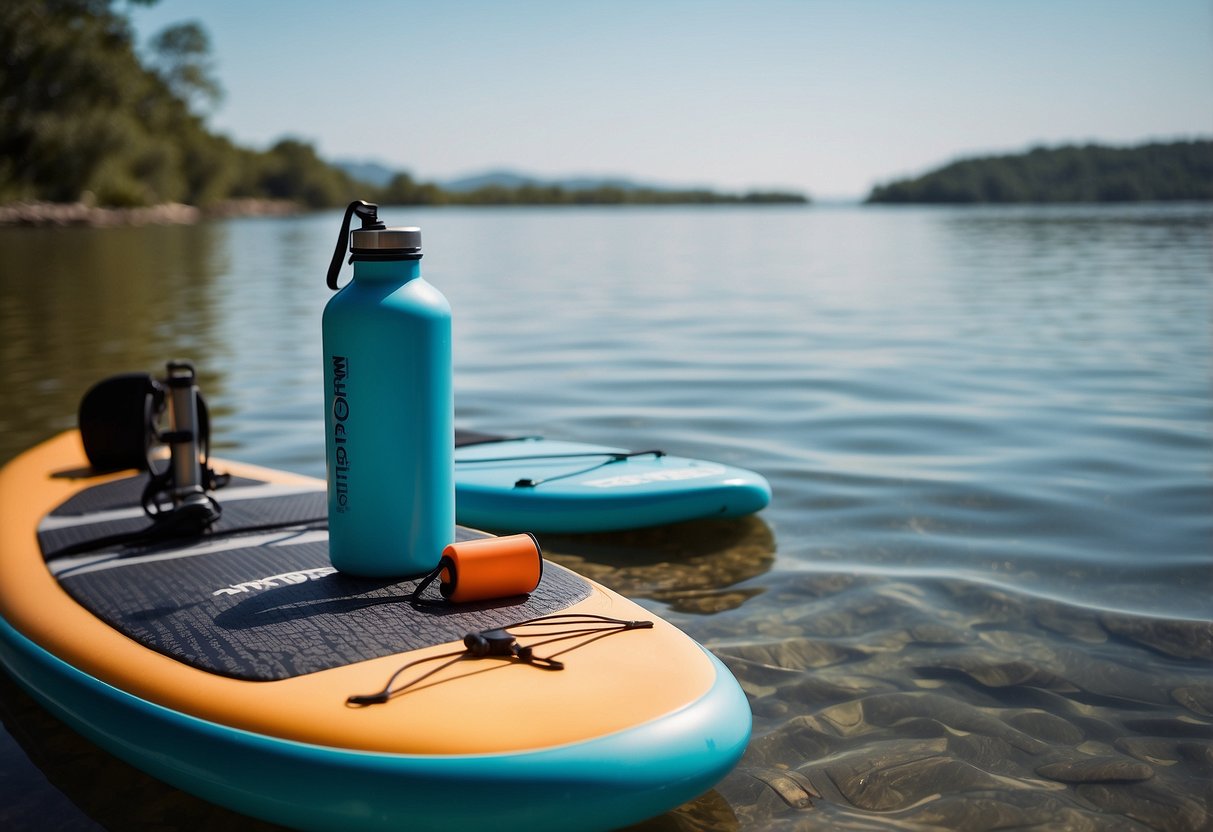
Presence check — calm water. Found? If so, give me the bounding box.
[1,204,1210,830]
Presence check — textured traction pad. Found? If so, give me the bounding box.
[40,474,591,681]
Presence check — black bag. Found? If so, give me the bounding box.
[78,373,161,472]
[78,372,212,473]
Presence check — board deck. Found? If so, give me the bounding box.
[454,432,771,533]
[0,432,751,831]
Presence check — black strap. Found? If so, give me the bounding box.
[327,200,385,290]
[140,386,229,521]
[409,555,457,607]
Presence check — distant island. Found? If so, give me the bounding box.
[866,140,1212,204]
[0,0,805,222]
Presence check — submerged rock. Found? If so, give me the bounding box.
[1177,741,1213,769]
[1007,710,1085,745]
[813,740,1014,812]
[786,673,899,707]
[1077,780,1209,832]
[1045,646,1177,707]
[919,655,1078,692]
[1033,602,1109,644]
[740,766,820,810]
[850,692,1048,754]
[908,621,972,645]
[1121,717,1213,740]
[1171,684,1213,717]
[1100,614,1213,661]
[1036,755,1154,783]
[946,732,1040,776]
[743,715,847,764]
[1114,737,1182,766]
[714,653,804,692]
[714,637,858,671]
[626,788,741,832]
[896,794,1106,831]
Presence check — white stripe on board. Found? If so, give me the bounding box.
[49,528,330,579]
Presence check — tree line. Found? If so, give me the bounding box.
[378,174,806,206]
[866,141,1212,204]
[0,0,357,208]
[0,1,806,210]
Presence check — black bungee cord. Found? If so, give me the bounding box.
[347,613,654,706]
[455,449,666,488]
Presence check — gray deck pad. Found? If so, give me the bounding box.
[39,474,591,681]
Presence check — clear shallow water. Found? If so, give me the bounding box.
[0,204,1210,829]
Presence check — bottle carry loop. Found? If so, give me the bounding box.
[326,200,422,290]
[326,200,384,290]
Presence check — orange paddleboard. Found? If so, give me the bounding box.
[0,431,750,831]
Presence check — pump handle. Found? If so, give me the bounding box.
[327,200,384,290]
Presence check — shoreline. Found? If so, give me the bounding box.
[0,199,302,228]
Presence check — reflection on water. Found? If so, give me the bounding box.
[544,515,776,613]
[1,204,1211,830]
[0,223,230,457]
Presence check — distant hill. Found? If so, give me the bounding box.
[440,170,538,193]
[866,140,1213,204]
[440,169,701,194]
[334,160,397,188]
[337,164,808,205]
[336,164,718,195]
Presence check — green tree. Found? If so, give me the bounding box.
[0,0,363,209]
[0,0,213,205]
[256,138,358,208]
[147,21,223,114]
[378,171,445,205]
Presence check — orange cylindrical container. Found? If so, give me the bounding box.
[439,533,542,603]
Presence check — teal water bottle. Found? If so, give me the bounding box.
[322,201,454,577]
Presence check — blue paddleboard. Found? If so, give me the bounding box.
[455,432,771,533]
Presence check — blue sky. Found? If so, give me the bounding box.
[129,0,1213,199]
